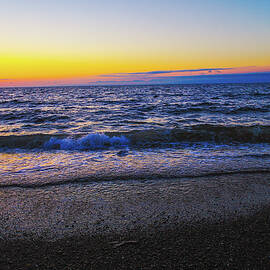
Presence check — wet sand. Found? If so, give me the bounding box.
[0,172,270,269]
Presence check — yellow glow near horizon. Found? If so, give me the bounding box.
[1,48,270,82]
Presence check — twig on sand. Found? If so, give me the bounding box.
[110,240,138,248]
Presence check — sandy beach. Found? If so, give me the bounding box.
[0,172,270,269]
[0,207,269,269]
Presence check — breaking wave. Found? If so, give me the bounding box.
[44,133,129,150]
[0,124,270,151]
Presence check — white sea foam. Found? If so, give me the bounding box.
[43,133,129,150]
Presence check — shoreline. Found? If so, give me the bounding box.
[1,172,270,241]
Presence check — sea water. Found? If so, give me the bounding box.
[1,83,270,187]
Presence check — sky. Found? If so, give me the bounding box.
[0,0,270,87]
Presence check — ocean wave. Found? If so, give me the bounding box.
[0,99,43,105]
[1,124,270,151]
[229,106,269,114]
[30,115,70,124]
[44,133,129,150]
[252,91,270,97]
[0,134,53,150]
[126,125,270,145]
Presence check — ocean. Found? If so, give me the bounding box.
[1,83,270,188]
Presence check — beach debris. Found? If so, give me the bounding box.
[110,240,138,248]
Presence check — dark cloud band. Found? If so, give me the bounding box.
[100,68,233,77]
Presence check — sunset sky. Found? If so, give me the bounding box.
[1,0,270,86]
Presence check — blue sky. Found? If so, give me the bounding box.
[0,0,270,86]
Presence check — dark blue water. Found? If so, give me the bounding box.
[1,83,270,187]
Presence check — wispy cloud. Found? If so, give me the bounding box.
[91,66,270,84]
[89,66,270,85]
[91,72,270,85]
[100,68,232,77]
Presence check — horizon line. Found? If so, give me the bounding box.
[1,67,270,88]
[1,72,270,88]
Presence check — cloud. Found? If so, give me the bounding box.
[129,68,232,75]
[147,72,270,84]
[91,72,270,85]
[99,68,232,78]
[90,66,270,85]
[91,80,146,84]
